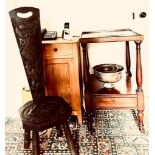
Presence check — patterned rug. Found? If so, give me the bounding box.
[5,109,149,155]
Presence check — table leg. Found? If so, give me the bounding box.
[137,92,145,132]
[126,41,132,76]
[81,43,95,134]
[81,43,90,85]
[135,40,144,132]
[85,92,95,134]
[126,75,132,93]
[56,125,63,137]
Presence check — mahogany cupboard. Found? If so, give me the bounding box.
[42,37,82,124]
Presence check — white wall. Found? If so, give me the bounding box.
[6,0,148,116]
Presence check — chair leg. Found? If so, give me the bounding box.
[62,122,79,155]
[32,131,40,155]
[24,129,31,149]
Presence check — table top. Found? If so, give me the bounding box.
[80,28,144,43]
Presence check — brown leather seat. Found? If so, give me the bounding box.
[9,7,78,155]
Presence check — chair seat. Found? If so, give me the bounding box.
[19,96,72,131]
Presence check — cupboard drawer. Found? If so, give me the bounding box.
[43,43,73,59]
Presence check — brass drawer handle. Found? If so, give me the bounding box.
[53,48,58,52]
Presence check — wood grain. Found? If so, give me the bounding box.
[43,39,82,124]
[80,29,145,132]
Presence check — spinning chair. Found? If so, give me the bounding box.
[9,7,78,155]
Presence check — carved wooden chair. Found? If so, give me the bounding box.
[9,7,78,155]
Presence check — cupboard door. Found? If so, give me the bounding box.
[44,58,74,108]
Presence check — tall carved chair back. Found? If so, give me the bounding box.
[9,7,45,103]
[9,7,78,155]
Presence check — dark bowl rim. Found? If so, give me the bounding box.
[93,64,124,73]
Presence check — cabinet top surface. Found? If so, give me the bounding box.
[42,36,80,44]
[80,29,144,43]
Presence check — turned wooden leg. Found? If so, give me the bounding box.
[81,42,90,86]
[63,122,79,155]
[81,43,95,134]
[32,131,40,155]
[85,92,95,135]
[56,125,63,137]
[137,110,144,131]
[126,41,132,76]
[137,91,145,132]
[135,41,143,92]
[126,75,132,93]
[135,41,145,132]
[24,129,31,149]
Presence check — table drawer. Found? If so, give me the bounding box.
[43,43,73,59]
